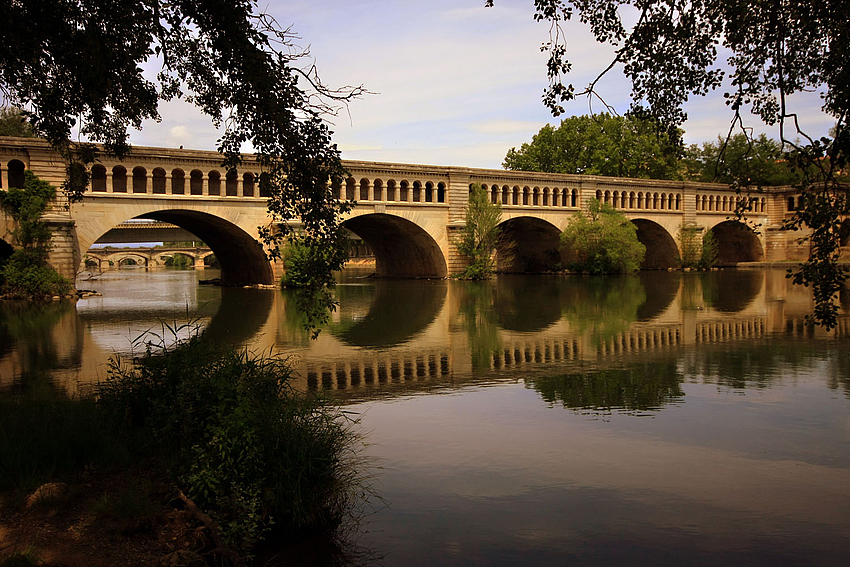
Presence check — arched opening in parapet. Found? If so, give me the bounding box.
[496,217,563,273]
[631,219,679,269]
[91,210,273,285]
[7,160,25,188]
[91,165,107,192]
[709,221,764,265]
[341,214,447,278]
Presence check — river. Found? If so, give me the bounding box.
[1,267,849,565]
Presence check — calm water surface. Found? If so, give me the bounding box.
[1,268,849,565]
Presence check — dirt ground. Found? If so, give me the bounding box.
[0,467,201,567]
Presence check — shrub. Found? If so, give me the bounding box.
[2,250,71,297]
[0,171,70,297]
[678,223,718,269]
[97,334,366,556]
[456,184,502,279]
[561,199,645,274]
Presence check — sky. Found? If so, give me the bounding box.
[128,0,836,170]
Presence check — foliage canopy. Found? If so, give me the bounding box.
[0,0,362,296]
[682,133,803,187]
[488,0,850,328]
[0,106,34,137]
[561,200,645,274]
[504,113,682,179]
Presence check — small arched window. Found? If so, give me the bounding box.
[91,165,107,192]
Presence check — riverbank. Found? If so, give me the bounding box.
[1,466,200,567]
[0,336,368,566]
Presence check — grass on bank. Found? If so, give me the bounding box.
[0,331,367,561]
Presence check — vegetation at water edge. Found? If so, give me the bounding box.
[0,171,71,298]
[456,184,502,280]
[0,331,368,563]
[560,200,645,274]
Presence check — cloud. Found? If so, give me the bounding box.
[121,0,832,171]
[468,120,548,135]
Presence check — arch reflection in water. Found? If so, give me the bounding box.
[0,271,277,393]
[699,269,764,312]
[326,279,447,348]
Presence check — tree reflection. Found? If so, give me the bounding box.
[683,342,850,395]
[0,301,79,395]
[528,362,684,414]
[561,275,646,344]
[493,275,563,332]
[454,280,502,372]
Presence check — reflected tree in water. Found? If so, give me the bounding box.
[454,281,502,373]
[0,301,80,395]
[561,276,646,345]
[493,276,564,332]
[528,362,684,415]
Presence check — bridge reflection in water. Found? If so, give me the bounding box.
[2,268,848,405]
[275,268,850,405]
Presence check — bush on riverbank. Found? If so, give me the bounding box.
[678,223,719,269]
[0,171,71,298]
[1,333,366,561]
[560,200,645,274]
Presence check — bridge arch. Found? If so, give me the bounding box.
[630,219,679,269]
[342,213,447,278]
[82,209,273,285]
[708,220,765,265]
[496,216,563,273]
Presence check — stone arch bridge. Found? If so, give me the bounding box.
[83,245,215,271]
[0,137,802,285]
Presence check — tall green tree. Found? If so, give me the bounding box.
[487,0,850,328]
[0,0,363,293]
[0,106,34,137]
[457,184,502,279]
[504,113,682,179]
[561,199,645,274]
[682,133,802,187]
